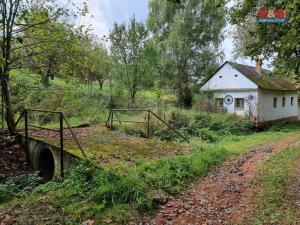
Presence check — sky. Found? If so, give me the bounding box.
[82,0,259,68]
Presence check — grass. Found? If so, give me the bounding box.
[0,145,228,224]
[3,125,300,224]
[251,147,300,225]
[1,124,300,224]
[189,123,300,155]
[3,70,300,224]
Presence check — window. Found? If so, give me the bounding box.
[282,97,286,107]
[273,97,277,108]
[216,98,224,107]
[219,76,222,78]
[234,74,238,77]
[291,97,294,106]
[235,98,244,109]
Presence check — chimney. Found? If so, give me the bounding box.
[255,59,262,75]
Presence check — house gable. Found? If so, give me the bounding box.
[201,63,258,91]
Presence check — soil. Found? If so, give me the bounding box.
[143,133,300,225]
[0,130,33,183]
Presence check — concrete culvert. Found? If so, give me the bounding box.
[37,147,55,182]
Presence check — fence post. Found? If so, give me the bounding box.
[24,109,29,162]
[60,112,64,178]
[147,110,150,138]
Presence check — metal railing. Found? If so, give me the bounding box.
[15,109,88,178]
[106,109,189,142]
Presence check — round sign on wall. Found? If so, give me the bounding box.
[224,95,233,105]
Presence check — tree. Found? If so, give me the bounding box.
[20,7,80,87]
[0,0,87,133]
[230,0,300,78]
[88,41,111,90]
[148,0,226,107]
[109,17,148,104]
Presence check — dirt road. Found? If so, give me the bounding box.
[144,133,300,225]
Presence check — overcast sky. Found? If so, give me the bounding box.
[82,0,259,67]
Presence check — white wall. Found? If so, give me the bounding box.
[201,63,258,90]
[258,89,298,122]
[214,91,258,117]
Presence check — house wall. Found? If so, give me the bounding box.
[258,89,298,122]
[201,63,258,90]
[214,90,258,117]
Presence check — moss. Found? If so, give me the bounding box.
[30,125,190,168]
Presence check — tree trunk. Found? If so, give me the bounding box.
[1,74,16,133]
[176,78,192,108]
[97,79,105,90]
[130,84,136,104]
[42,75,50,87]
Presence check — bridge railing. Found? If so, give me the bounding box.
[106,109,189,143]
[15,109,88,177]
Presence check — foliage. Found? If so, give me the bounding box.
[18,4,85,87]
[252,147,300,224]
[230,0,300,78]
[0,0,87,132]
[153,110,254,142]
[109,17,149,104]
[0,172,41,203]
[147,0,226,107]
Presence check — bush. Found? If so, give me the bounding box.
[154,110,254,142]
[167,111,190,129]
[197,128,219,142]
[0,172,42,203]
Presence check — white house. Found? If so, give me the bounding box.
[200,61,298,123]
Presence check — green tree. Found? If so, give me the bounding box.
[88,41,111,90]
[230,0,300,78]
[20,6,82,87]
[148,0,226,107]
[109,17,148,104]
[0,0,87,132]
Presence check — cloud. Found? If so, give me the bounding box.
[84,0,148,37]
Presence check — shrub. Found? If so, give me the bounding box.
[167,111,190,129]
[0,172,42,203]
[197,128,219,142]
